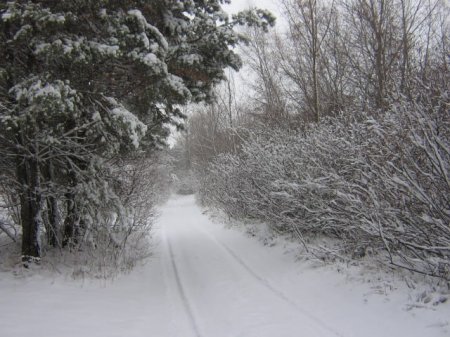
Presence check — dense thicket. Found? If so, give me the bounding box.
[198,92,449,279]
[0,0,274,265]
[184,0,450,279]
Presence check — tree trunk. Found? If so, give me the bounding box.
[374,4,386,110]
[62,168,85,248]
[44,161,60,247]
[62,190,77,248]
[400,0,411,98]
[17,157,42,262]
[312,55,320,122]
[310,0,320,123]
[46,195,60,247]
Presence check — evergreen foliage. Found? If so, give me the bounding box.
[0,0,274,263]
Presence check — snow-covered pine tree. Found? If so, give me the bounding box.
[0,0,274,263]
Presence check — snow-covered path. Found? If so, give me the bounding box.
[1,195,448,337]
[160,196,343,337]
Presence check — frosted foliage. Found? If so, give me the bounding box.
[106,97,147,148]
[7,78,79,122]
[127,9,168,51]
[166,75,191,100]
[141,53,158,66]
[198,95,450,279]
[15,80,62,101]
[2,4,65,24]
[180,54,203,65]
[88,41,120,57]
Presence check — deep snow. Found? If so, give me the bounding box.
[0,195,449,337]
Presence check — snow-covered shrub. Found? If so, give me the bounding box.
[199,93,450,279]
[361,94,450,278]
[43,152,171,278]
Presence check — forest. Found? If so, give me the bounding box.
[0,0,449,282]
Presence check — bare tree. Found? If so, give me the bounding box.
[280,0,336,122]
[342,0,401,110]
[241,28,289,124]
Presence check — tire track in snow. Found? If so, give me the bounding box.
[166,232,203,337]
[195,224,346,337]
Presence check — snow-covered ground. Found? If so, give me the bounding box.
[1,195,449,337]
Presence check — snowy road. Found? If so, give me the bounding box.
[1,195,448,337]
[160,196,343,337]
[153,196,449,337]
